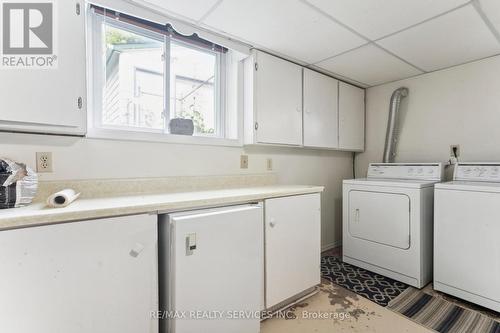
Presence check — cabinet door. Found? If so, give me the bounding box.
[0,0,86,135]
[0,214,158,333]
[255,51,303,146]
[165,205,263,333]
[303,69,339,148]
[338,82,365,151]
[265,194,321,308]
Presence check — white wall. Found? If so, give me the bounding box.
[357,55,500,178]
[0,132,352,249]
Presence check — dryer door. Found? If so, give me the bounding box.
[348,190,410,249]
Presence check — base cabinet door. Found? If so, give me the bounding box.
[161,205,264,333]
[264,194,321,308]
[0,214,158,333]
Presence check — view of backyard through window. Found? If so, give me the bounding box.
[102,22,219,136]
[171,42,216,135]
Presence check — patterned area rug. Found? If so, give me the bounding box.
[388,288,500,333]
[321,255,409,307]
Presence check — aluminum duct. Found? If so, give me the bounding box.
[383,87,409,163]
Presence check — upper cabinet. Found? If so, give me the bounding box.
[303,69,339,149]
[338,82,365,151]
[0,1,86,135]
[243,50,364,151]
[244,51,303,146]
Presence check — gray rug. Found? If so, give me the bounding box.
[388,288,500,333]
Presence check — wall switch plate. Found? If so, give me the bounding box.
[240,155,249,169]
[36,152,53,173]
[266,158,273,171]
[450,145,460,158]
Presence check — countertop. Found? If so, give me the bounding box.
[0,185,324,231]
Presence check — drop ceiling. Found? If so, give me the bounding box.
[136,0,500,87]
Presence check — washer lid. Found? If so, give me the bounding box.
[435,180,500,193]
[344,178,439,189]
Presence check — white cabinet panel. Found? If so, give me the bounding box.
[244,51,364,151]
[162,205,263,333]
[0,0,86,135]
[0,214,158,333]
[265,194,321,308]
[303,69,339,149]
[244,51,303,146]
[339,82,365,151]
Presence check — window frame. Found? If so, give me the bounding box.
[86,6,242,147]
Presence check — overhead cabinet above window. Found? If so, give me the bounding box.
[244,51,303,146]
[0,0,86,135]
[243,50,365,151]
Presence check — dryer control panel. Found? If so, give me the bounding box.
[367,163,443,181]
[454,163,500,182]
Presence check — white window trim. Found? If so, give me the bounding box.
[86,5,243,148]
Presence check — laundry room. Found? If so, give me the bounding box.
[0,1,499,332]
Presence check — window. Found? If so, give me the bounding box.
[88,6,241,145]
[170,41,219,136]
[103,24,165,131]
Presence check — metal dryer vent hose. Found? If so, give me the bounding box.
[383,87,409,163]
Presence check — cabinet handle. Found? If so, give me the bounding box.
[129,243,145,258]
[269,218,276,228]
[296,107,302,113]
[305,109,312,114]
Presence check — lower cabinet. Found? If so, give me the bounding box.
[159,204,264,333]
[0,214,158,333]
[264,193,321,308]
[0,193,322,332]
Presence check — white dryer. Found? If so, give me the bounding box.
[434,162,500,312]
[343,163,443,288]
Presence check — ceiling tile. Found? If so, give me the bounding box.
[306,65,370,88]
[479,0,500,35]
[377,5,500,72]
[140,0,220,21]
[305,0,469,40]
[202,0,366,64]
[315,44,422,86]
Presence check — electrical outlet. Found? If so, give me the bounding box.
[266,158,273,171]
[36,152,53,173]
[240,155,249,169]
[450,145,460,158]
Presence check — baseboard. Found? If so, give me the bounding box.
[322,240,341,252]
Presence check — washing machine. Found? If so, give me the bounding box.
[343,163,443,288]
[434,162,500,312]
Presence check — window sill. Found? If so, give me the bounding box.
[86,128,243,147]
